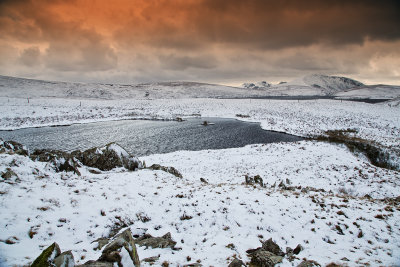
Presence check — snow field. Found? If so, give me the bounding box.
[1,141,399,266]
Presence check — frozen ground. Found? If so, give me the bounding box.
[1,141,399,266]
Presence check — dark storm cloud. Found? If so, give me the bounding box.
[0,0,399,84]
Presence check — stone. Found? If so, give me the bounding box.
[136,232,177,249]
[1,168,17,179]
[148,164,182,178]
[72,143,141,171]
[143,255,160,263]
[249,250,275,267]
[297,260,321,267]
[93,237,110,251]
[261,238,284,256]
[228,258,245,267]
[31,242,61,267]
[54,250,75,267]
[99,229,140,267]
[293,244,303,255]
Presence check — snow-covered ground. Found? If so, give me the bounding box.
[0,75,400,266]
[1,97,399,149]
[1,141,399,266]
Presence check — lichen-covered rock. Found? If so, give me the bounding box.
[30,149,81,175]
[136,232,177,249]
[54,250,75,267]
[99,229,140,267]
[73,143,141,171]
[31,242,61,267]
[261,238,284,257]
[249,250,276,267]
[0,139,29,156]
[148,164,182,178]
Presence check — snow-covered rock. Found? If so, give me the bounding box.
[72,143,142,171]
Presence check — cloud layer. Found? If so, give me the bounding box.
[0,0,399,85]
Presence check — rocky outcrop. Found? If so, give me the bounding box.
[0,139,29,156]
[30,149,81,175]
[72,143,142,171]
[29,143,142,174]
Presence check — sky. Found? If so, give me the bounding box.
[0,0,400,86]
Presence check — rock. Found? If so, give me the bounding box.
[72,143,141,171]
[54,250,75,267]
[136,232,177,249]
[245,175,264,187]
[99,229,140,267]
[297,260,321,267]
[0,140,29,156]
[148,164,182,178]
[30,149,81,175]
[143,255,160,263]
[249,250,275,267]
[1,168,17,179]
[184,263,202,267]
[200,178,208,184]
[31,242,61,267]
[285,247,293,257]
[261,238,284,256]
[228,258,245,267]
[92,237,109,251]
[293,244,303,255]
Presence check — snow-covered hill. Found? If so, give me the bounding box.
[1,74,399,99]
[0,76,259,100]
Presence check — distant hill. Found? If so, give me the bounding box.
[1,74,399,99]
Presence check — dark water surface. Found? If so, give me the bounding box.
[0,118,303,156]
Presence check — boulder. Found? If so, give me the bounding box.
[261,238,284,256]
[99,229,140,267]
[249,250,275,267]
[136,232,177,249]
[31,242,61,267]
[54,250,75,267]
[73,143,141,171]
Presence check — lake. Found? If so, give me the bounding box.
[0,118,303,156]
